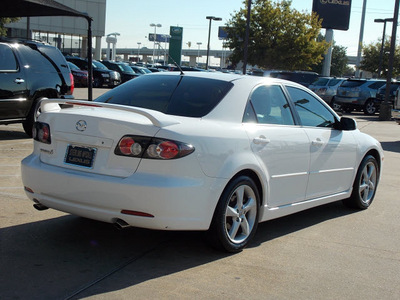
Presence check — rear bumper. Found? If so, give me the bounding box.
[335,96,365,106]
[21,154,225,231]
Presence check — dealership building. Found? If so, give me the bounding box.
[5,0,106,60]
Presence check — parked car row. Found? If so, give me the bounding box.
[309,77,400,116]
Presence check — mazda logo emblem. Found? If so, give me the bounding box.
[76,120,87,132]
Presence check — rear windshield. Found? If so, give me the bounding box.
[312,78,329,86]
[341,80,365,88]
[328,79,343,86]
[95,75,233,117]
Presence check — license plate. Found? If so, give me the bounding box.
[64,145,96,168]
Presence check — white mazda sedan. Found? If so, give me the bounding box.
[21,72,383,252]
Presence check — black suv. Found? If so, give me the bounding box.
[252,70,319,87]
[0,38,74,136]
[101,60,139,83]
[66,56,121,88]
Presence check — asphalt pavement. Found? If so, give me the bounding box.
[0,88,399,299]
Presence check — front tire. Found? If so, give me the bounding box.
[343,155,379,209]
[364,99,377,115]
[207,176,260,252]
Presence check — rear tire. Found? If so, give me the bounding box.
[343,155,379,209]
[22,98,43,137]
[207,176,260,253]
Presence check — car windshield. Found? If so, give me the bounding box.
[312,78,329,86]
[92,60,108,70]
[95,75,233,117]
[119,64,135,73]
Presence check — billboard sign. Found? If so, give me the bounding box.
[168,26,183,65]
[312,0,352,31]
[218,26,228,40]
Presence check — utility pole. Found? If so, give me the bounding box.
[379,0,399,120]
[355,0,367,78]
[242,0,252,75]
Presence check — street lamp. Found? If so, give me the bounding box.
[137,42,141,62]
[150,23,162,64]
[197,42,202,66]
[374,18,394,77]
[205,16,222,70]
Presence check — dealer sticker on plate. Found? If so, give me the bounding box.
[64,145,97,168]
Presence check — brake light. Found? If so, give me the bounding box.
[115,136,194,159]
[68,72,74,95]
[32,122,51,144]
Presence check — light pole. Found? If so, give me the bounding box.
[374,18,394,77]
[197,42,202,66]
[150,23,162,63]
[205,16,222,70]
[137,42,141,62]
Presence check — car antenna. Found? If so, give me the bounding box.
[157,43,184,75]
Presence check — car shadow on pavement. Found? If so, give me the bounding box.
[0,201,356,299]
[0,128,30,141]
[380,141,400,154]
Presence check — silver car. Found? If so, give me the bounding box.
[335,79,386,115]
[309,77,346,108]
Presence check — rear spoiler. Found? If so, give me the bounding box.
[37,99,181,128]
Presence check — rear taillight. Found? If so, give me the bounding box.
[32,122,51,144]
[115,136,194,160]
[69,72,74,95]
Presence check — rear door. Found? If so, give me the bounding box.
[0,43,29,120]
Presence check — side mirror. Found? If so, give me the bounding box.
[334,117,357,131]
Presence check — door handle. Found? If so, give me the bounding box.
[253,136,271,145]
[14,78,25,84]
[312,138,324,147]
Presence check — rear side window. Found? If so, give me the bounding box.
[244,85,294,125]
[95,75,233,117]
[368,81,385,89]
[312,78,329,86]
[0,44,18,71]
[37,45,68,70]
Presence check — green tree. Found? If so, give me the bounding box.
[225,0,328,70]
[0,18,20,36]
[311,35,349,76]
[360,39,400,78]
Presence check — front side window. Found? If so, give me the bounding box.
[286,86,336,128]
[243,85,294,125]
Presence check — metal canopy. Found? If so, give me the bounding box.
[2,0,94,100]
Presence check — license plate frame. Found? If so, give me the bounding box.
[64,145,97,168]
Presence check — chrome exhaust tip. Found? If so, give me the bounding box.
[114,218,131,230]
[33,203,49,211]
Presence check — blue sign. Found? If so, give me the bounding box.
[148,33,170,43]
